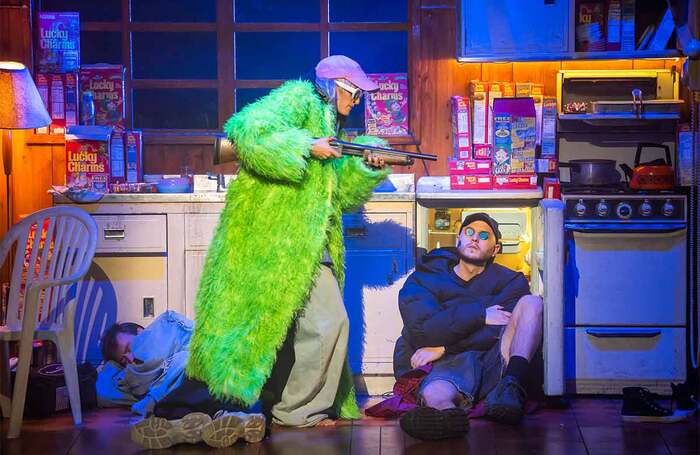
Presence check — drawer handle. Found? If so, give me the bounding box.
[586,329,661,339]
[345,226,368,237]
[103,228,125,240]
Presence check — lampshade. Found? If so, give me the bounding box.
[0,61,51,129]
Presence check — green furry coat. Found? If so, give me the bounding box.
[186,80,390,419]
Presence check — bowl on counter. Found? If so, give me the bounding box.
[155,177,193,193]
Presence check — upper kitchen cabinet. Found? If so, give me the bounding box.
[457,0,682,62]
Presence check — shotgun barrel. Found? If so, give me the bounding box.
[329,139,437,166]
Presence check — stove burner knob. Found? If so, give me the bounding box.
[639,200,653,217]
[575,199,586,216]
[662,200,674,217]
[616,202,632,219]
[596,200,609,217]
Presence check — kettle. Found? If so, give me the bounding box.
[619,143,675,190]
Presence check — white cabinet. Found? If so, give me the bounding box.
[343,202,415,378]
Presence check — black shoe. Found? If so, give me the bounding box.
[399,406,469,441]
[621,387,687,423]
[670,383,699,418]
[485,375,526,425]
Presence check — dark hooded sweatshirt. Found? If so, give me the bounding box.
[393,247,530,378]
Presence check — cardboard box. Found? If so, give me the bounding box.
[531,84,544,145]
[35,72,79,135]
[448,158,491,175]
[110,131,125,184]
[469,80,489,152]
[502,82,515,98]
[535,157,558,174]
[65,126,112,192]
[606,0,622,51]
[493,174,537,190]
[124,130,143,183]
[450,96,471,159]
[492,98,537,175]
[364,73,409,136]
[450,174,493,190]
[542,177,561,199]
[80,64,126,130]
[515,83,532,97]
[541,97,557,157]
[35,74,50,134]
[36,12,80,73]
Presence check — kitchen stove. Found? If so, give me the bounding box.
[561,188,688,394]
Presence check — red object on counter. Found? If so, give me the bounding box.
[450,174,493,190]
[448,158,492,175]
[493,174,537,190]
[542,177,561,199]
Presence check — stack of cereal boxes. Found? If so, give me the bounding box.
[449,80,558,191]
[34,12,80,135]
[449,95,492,190]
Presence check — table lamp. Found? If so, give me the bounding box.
[0,61,51,227]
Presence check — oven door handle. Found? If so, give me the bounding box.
[565,222,686,233]
[586,328,662,338]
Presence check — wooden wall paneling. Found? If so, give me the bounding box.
[632,59,670,69]
[413,0,478,177]
[561,59,634,70]
[481,62,513,82]
[51,143,66,187]
[512,61,562,96]
[0,2,32,67]
[13,132,53,221]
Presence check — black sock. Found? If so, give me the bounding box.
[504,355,529,385]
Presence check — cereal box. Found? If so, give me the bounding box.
[492,98,537,175]
[364,73,409,137]
[36,12,80,73]
[35,72,79,135]
[80,64,126,130]
[110,131,125,184]
[541,97,557,157]
[493,174,537,190]
[35,74,50,134]
[450,96,471,159]
[124,130,143,183]
[65,126,112,192]
[448,158,491,175]
[531,84,544,145]
[469,80,490,156]
[450,174,493,190]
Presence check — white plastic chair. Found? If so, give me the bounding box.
[0,206,97,439]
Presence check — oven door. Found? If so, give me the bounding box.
[564,223,686,326]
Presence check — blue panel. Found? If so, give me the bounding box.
[133,32,217,79]
[235,0,320,23]
[81,32,121,65]
[134,89,218,129]
[42,0,121,21]
[330,32,407,73]
[131,0,216,22]
[235,88,273,112]
[235,32,320,80]
[330,0,407,23]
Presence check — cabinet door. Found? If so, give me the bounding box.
[459,0,569,60]
[185,251,207,320]
[344,252,408,374]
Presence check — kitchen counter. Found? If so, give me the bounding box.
[53,173,416,204]
[416,176,542,200]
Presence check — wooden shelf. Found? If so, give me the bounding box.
[25,133,65,145]
[457,49,681,63]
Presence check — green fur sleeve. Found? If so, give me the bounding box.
[333,135,391,212]
[224,81,315,183]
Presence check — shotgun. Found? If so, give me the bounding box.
[329,139,437,166]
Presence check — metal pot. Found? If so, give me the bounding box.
[559,159,622,186]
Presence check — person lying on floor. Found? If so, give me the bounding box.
[97,310,265,449]
[393,213,544,440]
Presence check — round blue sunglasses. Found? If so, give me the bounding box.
[464,227,490,241]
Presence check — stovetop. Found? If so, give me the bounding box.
[560,182,683,196]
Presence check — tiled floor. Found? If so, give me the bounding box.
[0,398,697,454]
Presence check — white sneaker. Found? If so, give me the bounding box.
[130,412,212,449]
[201,410,266,448]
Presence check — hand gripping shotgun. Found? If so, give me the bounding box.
[329,139,437,166]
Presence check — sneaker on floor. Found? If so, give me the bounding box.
[130,412,212,449]
[201,410,266,448]
[671,382,699,418]
[621,387,688,423]
[485,375,527,425]
[399,406,469,441]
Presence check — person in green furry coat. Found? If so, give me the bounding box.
[186,56,391,426]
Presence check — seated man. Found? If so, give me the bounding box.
[394,213,543,440]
